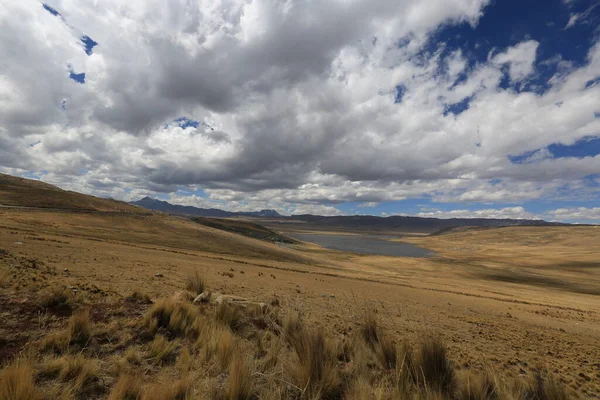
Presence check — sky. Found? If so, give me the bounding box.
[0,0,599,223]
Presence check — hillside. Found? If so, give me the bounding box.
[0,173,144,213]
[191,217,298,244]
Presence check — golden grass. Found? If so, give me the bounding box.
[143,299,200,338]
[143,378,191,400]
[39,354,101,398]
[108,374,143,400]
[0,363,40,400]
[413,337,456,395]
[185,270,206,295]
[215,301,245,332]
[69,308,93,345]
[147,335,178,365]
[0,266,11,289]
[126,290,152,304]
[39,287,72,310]
[227,354,254,400]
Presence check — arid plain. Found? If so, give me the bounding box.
[0,174,599,398]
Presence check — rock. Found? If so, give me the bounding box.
[258,302,268,313]
[155,273,163,278]
[63,268,69,272]
[214,294,248,305]
[171,290,194,302]
[193,291,212,304]
[329,294,335,298]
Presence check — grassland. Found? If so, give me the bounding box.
[0,189,599,398]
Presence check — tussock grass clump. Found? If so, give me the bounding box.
[0,363,40,400]
[197,322,235,369]
[41,308,93,353]
[288,327,341,399]
[414,337,456,395]
[215,302,245,332]
[143,299,200,338]
[143,378,191,400]
[458,369,499,400]
[0,267,11,289]
[108,374,143,400]
[40,355,102,398]
[525,371,569,400]
[147,335,178,365]
[126,290,152,304]
[40,287,72,310]
[69,308,93,345]
[185,270,206,295]
[227,354,254,400]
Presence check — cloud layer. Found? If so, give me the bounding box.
[0,1,599,218]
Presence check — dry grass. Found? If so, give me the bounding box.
[143,299,200,338]
[147,335,178,365]
[40,287,72,310]
[68,308,93,346]
[215,301,245,332]
[39,354,102,398]
[227,354,254,400]
[0,363,40,400]
[197,322,235,369]
[0,267,11,289]
[185,270,206,295]
[414,337,456,395]
[289,327,341,399]
[143,378,191,400]
[525,371,570,400]
[126,290,152,304]
[108,374,143,400]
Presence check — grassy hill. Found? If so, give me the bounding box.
[0,173,143,213]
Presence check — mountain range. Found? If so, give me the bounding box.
[130,197,562,233]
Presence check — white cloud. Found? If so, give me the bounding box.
[358,202,379,208]
[417,206,538,220]
[546,207,600,221]
[0,0,599,215]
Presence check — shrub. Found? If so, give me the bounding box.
[0,363,40,400]
[185,270,206,295]
[227,354,254,400]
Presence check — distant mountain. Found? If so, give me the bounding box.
[131,197,562,234]
[130,197,282,218]
[286,214,562,234]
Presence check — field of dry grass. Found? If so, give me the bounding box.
[1,205,599,398]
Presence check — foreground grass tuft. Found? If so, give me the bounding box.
[185,270,206,295]
[414,337,456,395]
[227,354,254,400]
[0,363,40,400]
[143,299,200,338]
[108,374,143,400]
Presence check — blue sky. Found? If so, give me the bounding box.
[0,0,599,222]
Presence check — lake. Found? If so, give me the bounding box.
[287,232,435,257]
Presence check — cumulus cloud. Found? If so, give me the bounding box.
[546,207,600,222]
[417,206,538,220]
[0,0,599,218]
